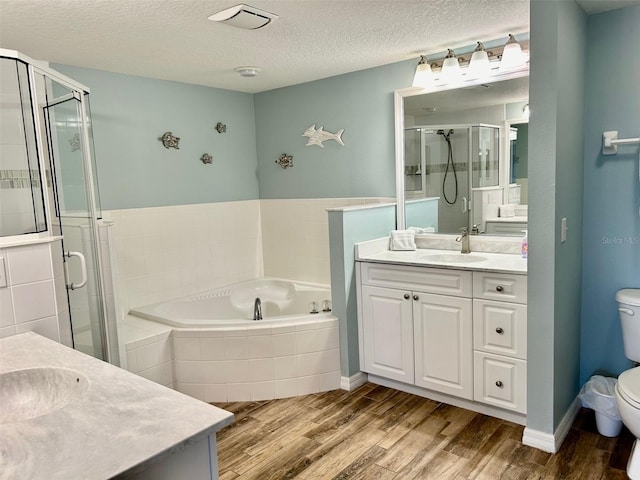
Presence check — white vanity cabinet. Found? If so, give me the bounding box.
[357,262,474,399]
[472,272,528,414]
[356,259,528,421]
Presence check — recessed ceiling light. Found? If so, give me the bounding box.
[208,4,278,30]
[234,66,262,77]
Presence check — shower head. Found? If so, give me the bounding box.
[437,129,454,138]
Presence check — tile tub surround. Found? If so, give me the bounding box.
[121,315,341,403]
[171,316,341,403]
[105,197,392,314]
[0,332,233,480]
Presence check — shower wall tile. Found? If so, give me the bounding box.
[0,241,61,344]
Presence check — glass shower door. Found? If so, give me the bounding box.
[42,82,109,361]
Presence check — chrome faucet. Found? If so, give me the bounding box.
[253,297,262,321]
[456,227,471,254]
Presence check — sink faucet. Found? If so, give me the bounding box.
[456,227,471,254]
[253,297,262,321]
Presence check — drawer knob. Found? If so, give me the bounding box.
[496,285,504,292]
[404,294,410,300]
[495,327,504,334]
[496,380,504,388]
[413,295,419,301]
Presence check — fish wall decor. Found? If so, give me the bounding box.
[302,124,345,148]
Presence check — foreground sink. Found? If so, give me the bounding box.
[420,253,488,263]
[0,367,89,424]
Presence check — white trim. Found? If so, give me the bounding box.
[522,396,581,453]
[340,372,368,391]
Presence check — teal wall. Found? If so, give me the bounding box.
[53,65,259,210]
[580,6,640,383]
[328,205,397,377]
[254,61,414,199]
[528,0,586,434]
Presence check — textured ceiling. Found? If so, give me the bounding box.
[0,1,635,93]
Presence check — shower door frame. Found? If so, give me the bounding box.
[1,49,117,364]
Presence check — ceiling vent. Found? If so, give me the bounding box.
[208,4,278,30]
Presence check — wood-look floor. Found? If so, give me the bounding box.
[213,383,634,479]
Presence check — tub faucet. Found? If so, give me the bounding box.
[456,227,471,254]
[253,297,262,321]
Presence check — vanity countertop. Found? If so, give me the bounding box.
[0,332,234,480]
[357,248,527,274]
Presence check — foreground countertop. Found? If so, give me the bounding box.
[357,248,527,274]
[0,332,234,480]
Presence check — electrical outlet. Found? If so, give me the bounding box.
[0,257,7,287]
[561,218,568,243]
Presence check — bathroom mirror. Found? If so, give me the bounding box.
[395,70,529,235]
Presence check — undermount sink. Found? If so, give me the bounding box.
[0,367,90,424]
[420,253,488,263]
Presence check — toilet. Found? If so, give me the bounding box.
[615,288,640,480]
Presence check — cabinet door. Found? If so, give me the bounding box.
[413,293,473,399]
[361,285,414,383]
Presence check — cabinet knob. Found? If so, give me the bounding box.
[496,285,504,292]
[495,327,504,334]
[413,295,419,301]
[404,294,410,300]
[495,380,504,388]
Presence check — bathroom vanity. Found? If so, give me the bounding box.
[0,332,234,480]
[355,239,527,424]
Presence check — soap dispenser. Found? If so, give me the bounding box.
[521,229,528,258]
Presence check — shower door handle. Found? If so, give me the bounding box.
[64,251,88,290]
[461,197,468,213]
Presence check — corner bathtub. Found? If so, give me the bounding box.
[129,278,341,403]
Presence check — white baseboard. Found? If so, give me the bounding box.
[340,372,368,391]
[522,396,581,453]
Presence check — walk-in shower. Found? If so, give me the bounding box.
[0,49,118,364]
[404,123,500,233]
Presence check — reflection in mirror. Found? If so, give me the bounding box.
[396,72,529,236]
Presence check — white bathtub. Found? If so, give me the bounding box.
[130,278,334,328]
[128,278,341,403]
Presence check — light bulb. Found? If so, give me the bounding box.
[412,56,433,88]
[467,42,490,80]
[500,34,526,70]
[439,49,461,84]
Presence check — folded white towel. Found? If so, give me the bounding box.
[390,230,416,251]
[499,204,516,218]
[408,226,435,234]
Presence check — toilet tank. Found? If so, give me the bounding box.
[617,289,640,363]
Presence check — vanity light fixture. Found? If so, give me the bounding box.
[440,49,461,84]
[412,55,433,88]
[467,42,490,80]
[499,34,526,70]
[411,34,528,88]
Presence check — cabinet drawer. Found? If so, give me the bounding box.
[473,272,527,304]
[360,262,472,298]
[473,299,527,359]
[474,352,527,414]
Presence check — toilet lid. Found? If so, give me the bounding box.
[618,367,640,408]
[617,289,640,307]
